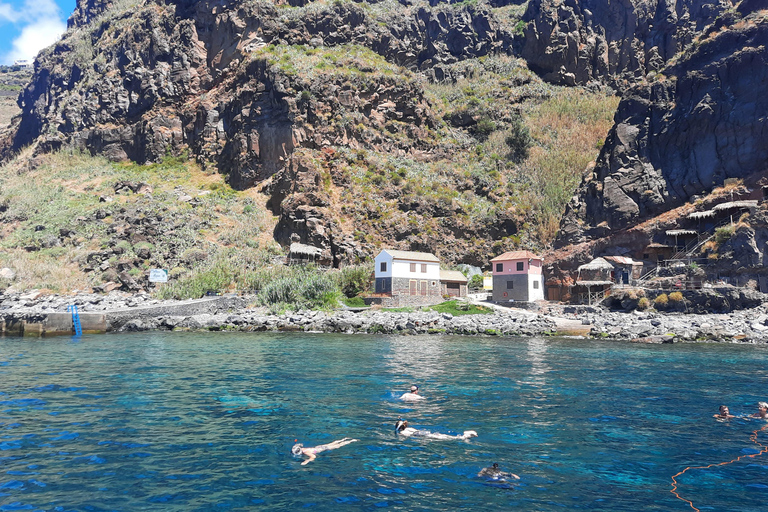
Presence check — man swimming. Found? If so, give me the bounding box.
[478,463,520,481]
[291,438,358,465]
[400,385,425,401]
[713,405,735,419]
[395,418,477,440]
[751,402,768,419]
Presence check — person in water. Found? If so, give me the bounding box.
[291,438,358,465]
[751,402,768,419]
[713,405,735,419]
[400,385,425,401]
[478,463,520,481]
[395,418,477,440]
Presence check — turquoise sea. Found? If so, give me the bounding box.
[1,332,768,511]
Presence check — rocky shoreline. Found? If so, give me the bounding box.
[3,290,768,343]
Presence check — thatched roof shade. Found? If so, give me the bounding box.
[289,242,323,258]
[577,257,613,271]
[666,229,698,236]
[712,200,758,211]
[687,210,716,220]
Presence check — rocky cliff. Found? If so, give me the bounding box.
[521,0,732,86]
[4,0,537,265]
[556,2,768,247]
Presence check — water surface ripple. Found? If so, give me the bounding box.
[1,332,767,511]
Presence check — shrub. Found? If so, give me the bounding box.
[654,293,669,308]
[637,297,650,310]
[343,296,366,307]
[668,291,684,302]
[468,274,483,289]
[504,116,533,162]
[337,265,372,297]
[257,267,340,310]
[473,116,496,139]
[714,225,734,244]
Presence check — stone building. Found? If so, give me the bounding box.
[373,250,442,307]
[439,270,468,298]
[490,251,544,303]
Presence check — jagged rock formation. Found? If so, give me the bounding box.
[4,0,525,265]
[521,0,732,85]
[556,4,768,247]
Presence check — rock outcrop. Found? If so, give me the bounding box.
[3,0,524,264]
[521,0,731,86]
[556,6,768,246]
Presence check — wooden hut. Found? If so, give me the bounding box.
[573,257,614,305]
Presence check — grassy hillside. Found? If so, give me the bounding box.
[0,54,617,296]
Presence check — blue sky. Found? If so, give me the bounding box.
[0,0,75,65]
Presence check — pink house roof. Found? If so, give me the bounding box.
[490,250,542,262]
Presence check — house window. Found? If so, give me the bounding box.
[421,263,427,273]
[496,263,503,272]
[410,263,416,272]
[431,281,436,286]
[533,281,539,289]
[506,281,514,289]
[516,262,524,271]
[380,262,387,272]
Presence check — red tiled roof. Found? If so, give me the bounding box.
[490,250,542,262]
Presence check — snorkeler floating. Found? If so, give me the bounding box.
[395,417,477,440]
[477,463,520,481]
[400,385,425,401]
[291,438,358,465]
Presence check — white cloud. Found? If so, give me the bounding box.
[0,0,68,65]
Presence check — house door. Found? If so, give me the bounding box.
[420,280,428,295]
[409,280,417,295]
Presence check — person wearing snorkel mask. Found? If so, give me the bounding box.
[478,463,520,481]
[394,417,477,440]
[291,438,358,465]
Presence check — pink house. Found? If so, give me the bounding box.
[490,250,544,302]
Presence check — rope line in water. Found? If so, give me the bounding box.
[670,423,768,511]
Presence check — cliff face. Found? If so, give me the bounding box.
[13,0,512,177]
[6,0,534,265]
[556,6,768,247]
[521,0,731,86]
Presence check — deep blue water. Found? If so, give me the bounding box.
[1,333,768,511]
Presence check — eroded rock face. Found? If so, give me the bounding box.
[12,0,511,175]
[556,12,768,246]
[521,0,731,86]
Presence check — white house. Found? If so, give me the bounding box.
[374,249,442,306]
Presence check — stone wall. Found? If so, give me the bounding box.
[492,274,532,302]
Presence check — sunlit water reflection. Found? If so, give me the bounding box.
[1,332,768,511]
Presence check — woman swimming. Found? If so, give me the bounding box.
[395,418,477,440]
[291,438,358,465]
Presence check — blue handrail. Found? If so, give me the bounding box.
[68,305,83,337]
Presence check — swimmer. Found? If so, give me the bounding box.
[400,385,425,401]
[291,437,358,465]
[751,402,768,419]
[478,463,520,481]
[713,405,735,419]
[395,417,477,440]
